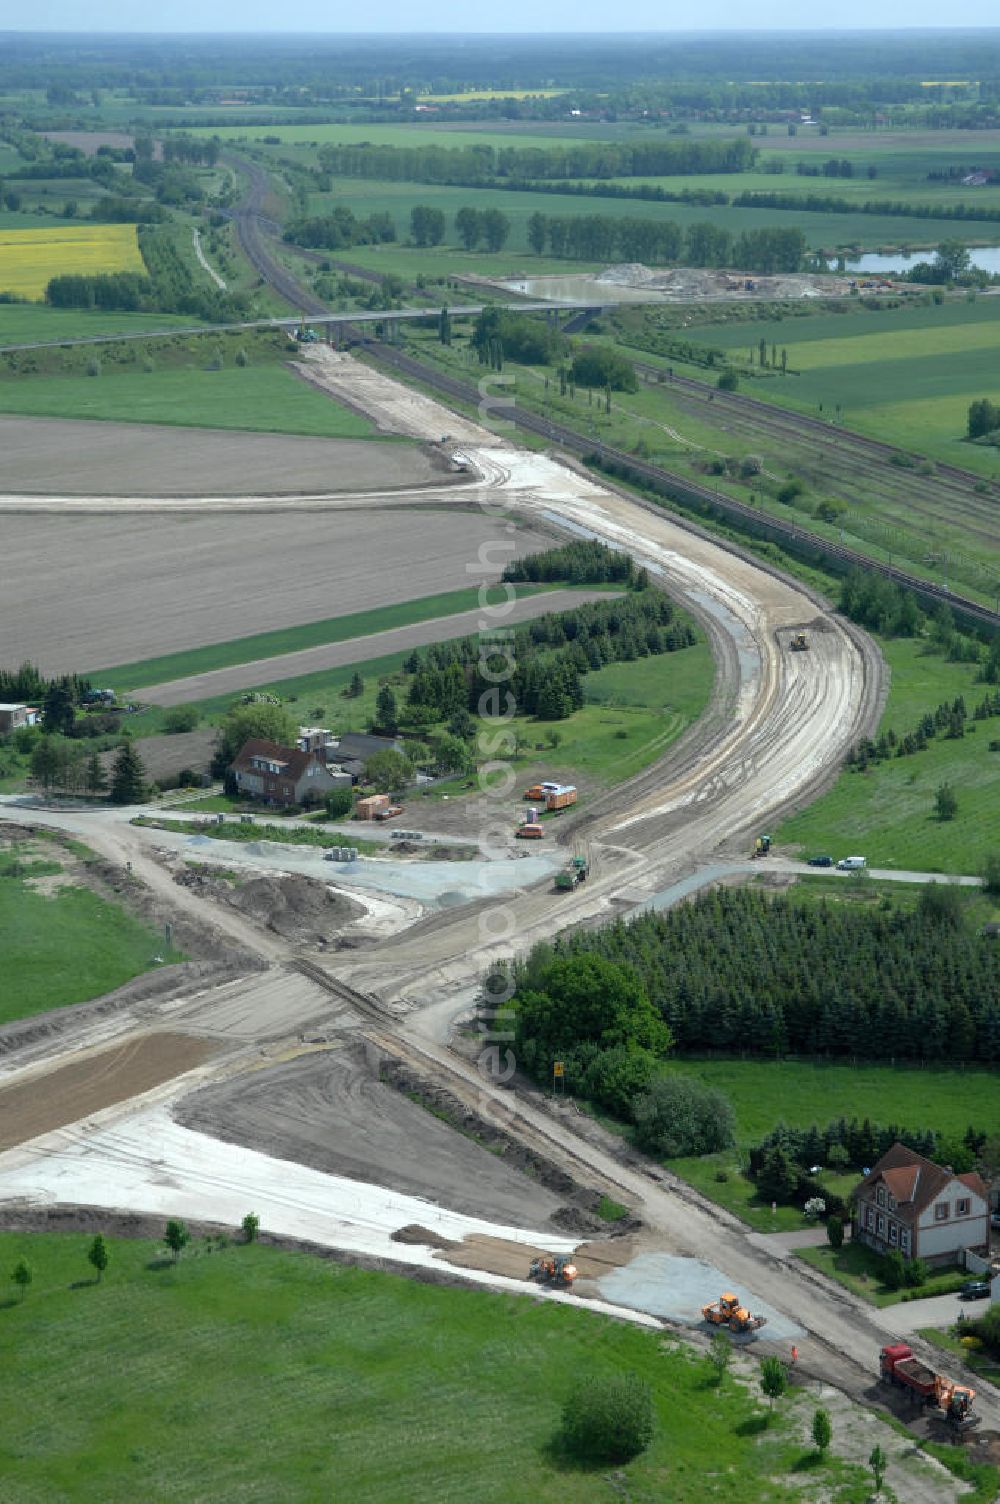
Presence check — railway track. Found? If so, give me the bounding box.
[362,340,1000,631]
[629,357,1000,552]
[224,154,999,630]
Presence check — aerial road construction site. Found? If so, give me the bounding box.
[1,342,997,1493]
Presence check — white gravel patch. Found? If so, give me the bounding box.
[0,1108,658,1325]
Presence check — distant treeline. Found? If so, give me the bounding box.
[46,272,151,310]
[0,662,90,706]
[526,210,805,272]
[316,137,757,184]
[734,189,1000,225]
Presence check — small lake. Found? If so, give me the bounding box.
[830,246,1000,275]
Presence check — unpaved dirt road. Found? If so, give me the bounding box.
[137,586,617,703]
[0,507,551,674]
[0,350,942,1441]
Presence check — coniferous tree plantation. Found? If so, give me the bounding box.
[513,886,1000,1070]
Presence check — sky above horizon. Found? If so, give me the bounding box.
[15,6,1000,32]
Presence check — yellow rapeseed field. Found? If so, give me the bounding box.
[0,224,144,301]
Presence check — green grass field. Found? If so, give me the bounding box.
[667,1056,1000,1144]
[665,1051,998,1233]
[0,870,182,1025]
[0,362,383,437]
[404,323,1000,603]
[0,305,199,345]
[778,638,1000,874]
[195,122,582,151]
[676,297,1000,474]
[0,1230,877,1504]
[302,176,991,257]
[93,587,550,693]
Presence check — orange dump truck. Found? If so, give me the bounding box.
[524,781,559,801]
[880,1344,977,1430]
[546,785,577,812]
[355,794,389,820]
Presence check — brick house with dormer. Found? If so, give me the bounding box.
[231,737,350,808]
[853,1141,990,1267]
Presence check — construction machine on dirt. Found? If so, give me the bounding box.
[790,632,809,652]
[702,1292,768,1335]
[751,834,772,859]
[529,1255,578,1288]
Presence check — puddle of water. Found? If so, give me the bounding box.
[599,1251,802,1340]
[686,586,759,685]
[828,246,1000,275]
[503,275,655,305]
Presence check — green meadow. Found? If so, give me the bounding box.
[670,296,1000,471]
[778,638,1000,875]
[301,176,987,256]
[0,362,382,437]
[0,1231,883,1504]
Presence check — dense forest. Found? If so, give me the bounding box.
[504,539,639,586]
[401,589,696,723]
[513,886,1000,1065]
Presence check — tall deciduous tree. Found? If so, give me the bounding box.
[527,211,547,255]
[454,206,480,250]
[760,1356,788,1410]
[213,701,297,773]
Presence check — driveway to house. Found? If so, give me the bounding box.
[883,1291,993,1335]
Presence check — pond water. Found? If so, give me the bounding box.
[831,246,1000,275]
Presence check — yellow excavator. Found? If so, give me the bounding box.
[702,1292,768,1335]
[790,632,809,652]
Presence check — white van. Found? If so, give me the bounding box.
[836,856,866,871]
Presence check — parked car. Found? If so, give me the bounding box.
[836,856,866,871]
[959,1280,991,1301]
[807,855,834,867]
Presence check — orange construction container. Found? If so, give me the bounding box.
[546,786,577,812]
[355,794,390,820]
[516,823,544,840]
